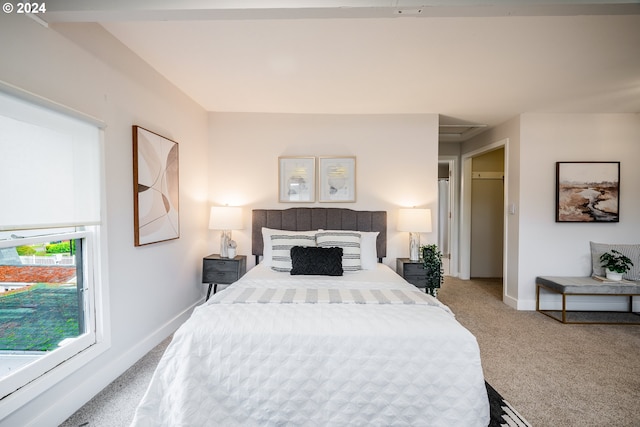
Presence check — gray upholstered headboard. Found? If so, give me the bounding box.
[252,208,387,262]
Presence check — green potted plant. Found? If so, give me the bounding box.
[420,244,444,296]
[599,249,634,281]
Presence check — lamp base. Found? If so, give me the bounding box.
[220,230,231,258]
[409,232,420,261]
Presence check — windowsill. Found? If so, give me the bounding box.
[0,352,44,379]
[0,339,110,420]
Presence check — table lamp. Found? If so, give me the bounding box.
[209,206,243,258]
[398,208,432,261]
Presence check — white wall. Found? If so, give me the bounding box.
[207,112,440,269]
[518,113,640,310]
[0,17,209,425]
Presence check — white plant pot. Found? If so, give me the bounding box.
[227,248,236,259]
[605,269,623,281]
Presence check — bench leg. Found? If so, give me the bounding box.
[536,281,640,324]
[537,284,565,323]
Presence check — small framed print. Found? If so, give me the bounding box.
[318,156,356,203]
[279,156,316,203]
[556,161,620,222]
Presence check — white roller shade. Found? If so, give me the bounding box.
[0,90,101,231]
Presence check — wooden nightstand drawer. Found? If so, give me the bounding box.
[405,278,427,288]
[396,258,428,288]
[202,254,247,300]
[203,269,238,283]
[397,257,441,297]
[404,273,428,281]
[205,260,239,274]
[403,263,426,275]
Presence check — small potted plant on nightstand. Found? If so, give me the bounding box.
[420,244,444,296]
[599,249,634,281]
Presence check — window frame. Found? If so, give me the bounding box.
[0,229,102,400]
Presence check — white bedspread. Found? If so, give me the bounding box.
[131,264,489,427]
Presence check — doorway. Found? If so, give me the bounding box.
[470,148,504,278]
[460,139,508,300]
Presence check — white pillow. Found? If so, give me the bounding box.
[359,231,380,270]
[270,233,317,272]
[261,227,317,266]
[315,231,361,272]
[318,230,379,270]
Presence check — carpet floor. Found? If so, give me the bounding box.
[437,277,640,427]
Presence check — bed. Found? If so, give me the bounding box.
[131,208,489,427]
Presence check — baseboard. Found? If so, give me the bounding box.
[30,298,202,427]
[503,292,519,310]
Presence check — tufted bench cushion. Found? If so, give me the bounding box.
[536,276,640,294]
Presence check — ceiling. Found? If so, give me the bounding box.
[41,1,640,141]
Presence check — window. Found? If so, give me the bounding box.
[0,87,104,405]
[0,229,98,399]
[0,233,86,355]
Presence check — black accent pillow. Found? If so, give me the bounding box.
[290,246,343,276]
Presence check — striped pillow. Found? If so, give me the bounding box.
[590,242,640,281]
[262,228,317,267]
[315,231,361,272]
[271,234,317,272]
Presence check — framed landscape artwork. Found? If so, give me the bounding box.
[279,156,316,203]
[556,161,620,223]
[133,126,180,246]
[318,156,356,202]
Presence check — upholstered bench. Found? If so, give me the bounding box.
[536,276,640,324]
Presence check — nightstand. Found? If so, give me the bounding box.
[202,254,246,300]
[396,258,439,297]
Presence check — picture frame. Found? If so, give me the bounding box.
[318,156,356,203]
[556,161,620,223]
[133,126,180,246]
[278,156,316,203]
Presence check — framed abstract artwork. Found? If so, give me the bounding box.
[278,156,316,203]
[556,161,620,223]
[133,126,180,246]
[318,156,356,203]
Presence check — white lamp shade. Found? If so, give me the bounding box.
[397,208,432,232]
[209,206,243,230]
